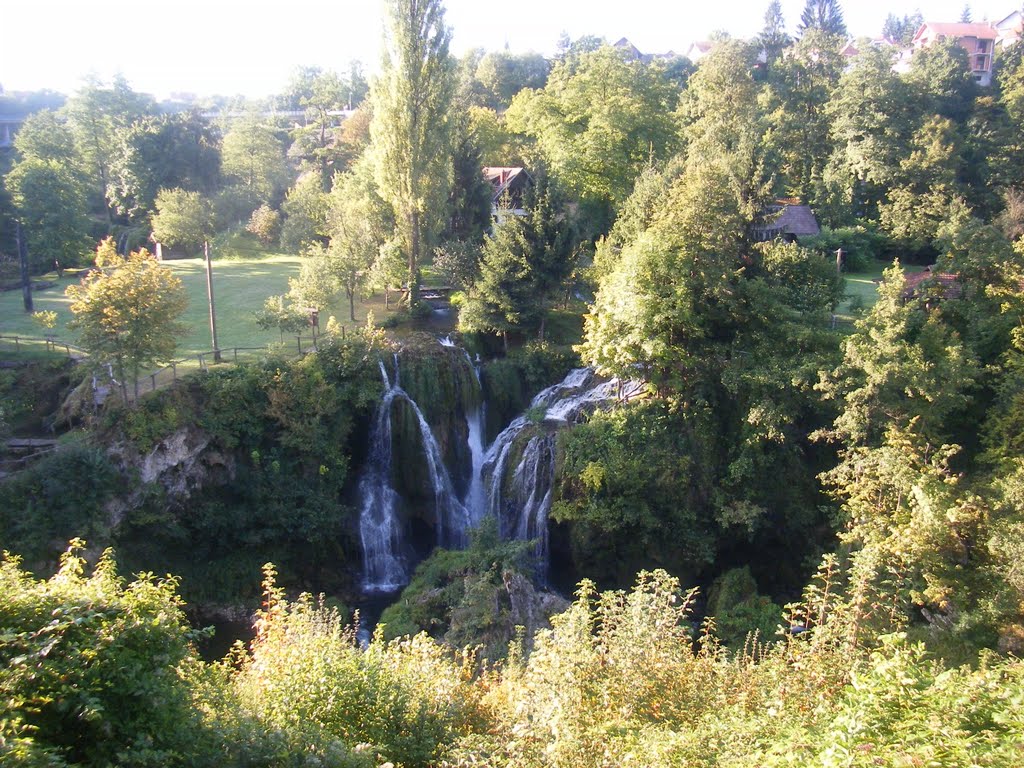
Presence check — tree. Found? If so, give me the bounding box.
[883,12,924,46]
[823,45,916,222]
[467,106,525,167]
[280,172,330,252]
[288,243,338,316]
[522,170,577,339]
[221,114,288,208]
[760,0,791,66]
[282,67,348,185]
[473,51,550,109]
[764,29,844,204]
[63,75,155,227]
[679,40,772,223]
[67,239,188,399]
[444,116,493,242]
[370,0,458,306]
[797,0,847,37]
[457,214,535,350]
[960,4,973,23]
[506,45,681,227]
[152,188,214,255]
[5,153,90,274]
[4,110,91,273]
[255,293,310,341]
[906,38,978,125]
[247,203,281,246]
[326,164,391,321]
[879,116,970,251]
[107,110,220,224]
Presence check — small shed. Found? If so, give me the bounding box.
[751,202,821,243]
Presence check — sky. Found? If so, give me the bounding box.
[1,0,1016,100]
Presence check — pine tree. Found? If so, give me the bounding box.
[370,0,457,306]
[457,215,534,351]
[797,0,847,37]
[760,0,791,65]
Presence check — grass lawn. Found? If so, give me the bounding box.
[835,261,924,320]
[0,251,403,361]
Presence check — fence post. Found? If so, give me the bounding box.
[296,336,302,353]
[64,344,70,357]
[233,348,238,363]
[151,373,157,391]
[172,362,177,381]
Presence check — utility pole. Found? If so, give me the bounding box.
[204,241,221,362]
[16,222,33,313]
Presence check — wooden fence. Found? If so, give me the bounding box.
[0,334,86,358]
[0,333,325,402]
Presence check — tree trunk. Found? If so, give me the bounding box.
[502,330,509,354]
[348,287,356,322]
[538,314,546,343]
[408,210,420,306]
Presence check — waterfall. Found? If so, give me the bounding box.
[464,403,487,524]
[481,368,644,579]
[359,357,471,592]
[360,339,643,593]
[445,338,487,524]
[358,361,407,592]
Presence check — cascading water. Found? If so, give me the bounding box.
[358,361,407,592]
[480,368,644,580]
[360,335,643,593]
[464,404,487,523]
[359,356,471,592]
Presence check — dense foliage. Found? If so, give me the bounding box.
[5,551,1023,766]
[5,6,1024,765]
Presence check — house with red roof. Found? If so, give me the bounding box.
[911,22,998,85]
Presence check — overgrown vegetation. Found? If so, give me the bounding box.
[5,548,1024,766]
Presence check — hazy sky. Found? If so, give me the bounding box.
[1,0,1015,99]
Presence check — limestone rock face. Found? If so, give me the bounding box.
[111,425,235,504]
[501,569,570,643]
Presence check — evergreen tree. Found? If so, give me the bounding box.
[370,0,457,306]
[457,215,535,350]
[522,169,577,339]
[797,0,847,37]
[882,12,924,45]
[760,0,791,66]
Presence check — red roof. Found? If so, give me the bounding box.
[915,22,997,41]
[901,267,962,300]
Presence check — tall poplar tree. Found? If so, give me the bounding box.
[371,0,457,306]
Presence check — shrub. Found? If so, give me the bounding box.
[0,543,207,765]
[0,446,121,564]
[234,566,480,767]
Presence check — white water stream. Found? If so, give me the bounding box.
[358,344,642,593]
